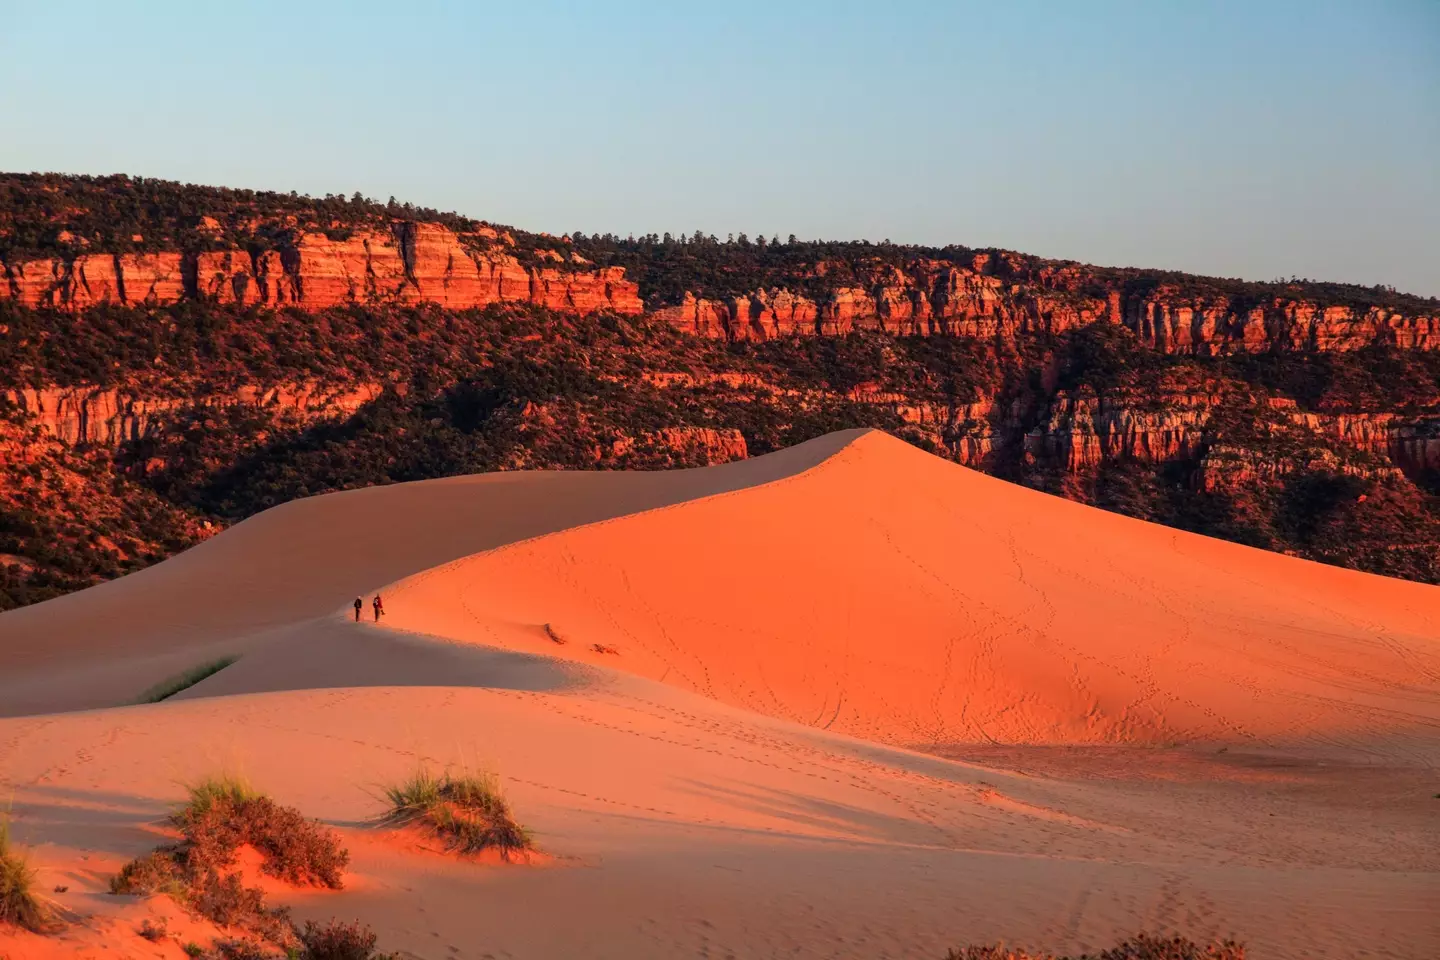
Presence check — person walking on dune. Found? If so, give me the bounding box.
[373,594,385,622]
[353,597,363,622]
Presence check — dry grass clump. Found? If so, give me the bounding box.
[381,766,531,859]
[0,815,57,933]
[111,776,349,950]
[945,934,1245,960]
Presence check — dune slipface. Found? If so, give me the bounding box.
[1,430,1437,960]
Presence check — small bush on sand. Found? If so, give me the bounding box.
[207,939,274,960]
[298,918,391,960]
[382,766,531,859]
[945,934,1245,960]
[138,916,169,940]
[0,816,56,933]
[111,776,347,949]
[172,779,348,888]
[136,656,240,704]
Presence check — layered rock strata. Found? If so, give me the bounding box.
[4,382,383,447]
[654,256,1440,354]
[0,224,641,315]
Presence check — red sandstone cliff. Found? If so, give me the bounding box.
[0,223,642,316]
[653,254,1440,355]
[3,382,386,447]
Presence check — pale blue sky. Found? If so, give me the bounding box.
[2,1,1436,295]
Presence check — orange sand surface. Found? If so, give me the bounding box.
[1,430,1437,958]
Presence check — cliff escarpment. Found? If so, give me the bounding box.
[627,250,1440,355]
[2,172,1439,608]
[0,221,640,315]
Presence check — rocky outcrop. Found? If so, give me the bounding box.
[5,382,383,447]
[1122,296,1440,354]
[0,224,642,316]
[653,256,1440,355]
[838,378,1440,483]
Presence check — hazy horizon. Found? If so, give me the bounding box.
[2,0,1436,296]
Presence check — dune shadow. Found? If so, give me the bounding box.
[170,618,586,704]
[6,784,177,865]
[673,777,953,848]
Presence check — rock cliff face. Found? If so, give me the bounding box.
[4,382,383,447]
[842,379,1440,488]
[653,255,1440,355]
[0,223,642,316]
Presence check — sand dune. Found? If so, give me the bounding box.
[0,431,854,716]
[383,429,1440,761]
[1,429,1437,959]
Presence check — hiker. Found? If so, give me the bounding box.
[353,597,363,622]
[373,594,385,622]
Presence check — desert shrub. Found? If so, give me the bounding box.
[298,918,387,960]
[169,778,348,888]
[138,916,169,940]
[135,656,240,704]
[207,938,276,960]
[1088,935,1244,960]
[0,816,55,933]
[110,848,187,896]
[191,872,279,931]
[111,777,347,950]
[945,934,1245,960]
[382,766,531,858]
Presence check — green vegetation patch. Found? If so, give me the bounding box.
[135,656,240,704]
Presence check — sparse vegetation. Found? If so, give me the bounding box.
[111,776,349,951]
[945,934,1245,960]
[135,656,240,704]
[298,919,397,960]
[0,816,56,933]
[138,915,169,940]
[381,766,532,859]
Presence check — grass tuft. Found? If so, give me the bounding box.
[381,766,532,859]
[179,774,260,820]
[0,816,57,933]
[136,656,239,704]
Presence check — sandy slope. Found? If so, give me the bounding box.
[0,430,855,717]
[383,429,1440,761]
[1,429,1437,959]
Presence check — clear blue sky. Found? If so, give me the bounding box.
[2,1,1436,295]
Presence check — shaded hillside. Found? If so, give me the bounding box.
[1,173,1439,608]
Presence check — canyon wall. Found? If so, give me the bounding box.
[4,382,384,447]
[0,223,642,316]
[851,382,1440,487]
[654,255,1440,355]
